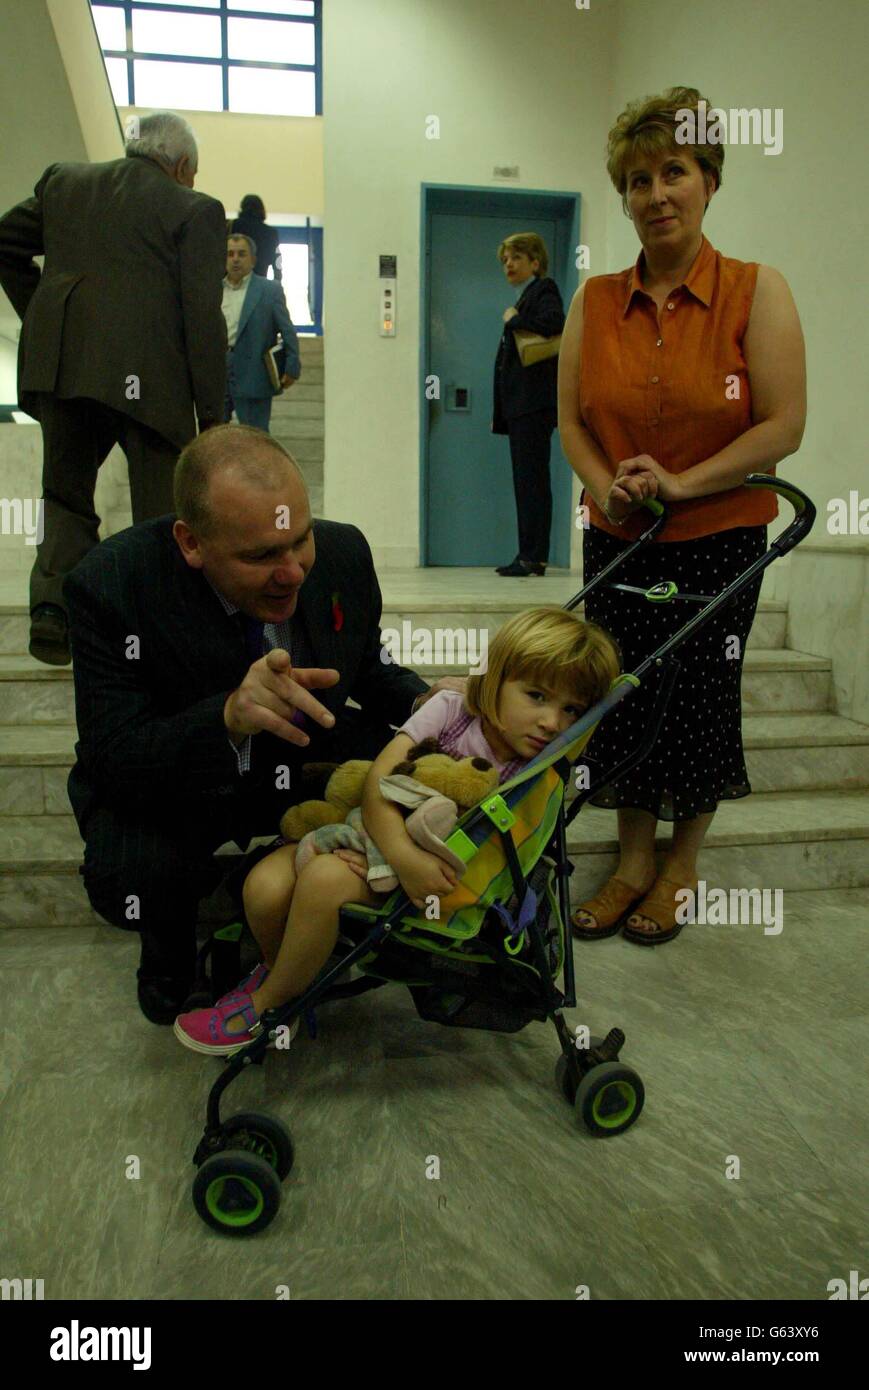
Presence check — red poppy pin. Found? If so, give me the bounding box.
[331,592,344,632]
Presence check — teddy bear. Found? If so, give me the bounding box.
[280,738,500,893]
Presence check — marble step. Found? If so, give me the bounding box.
[380,603,787,652]
[0,647,835,725]
[2,712,868,819]
[0,648,831,725]
[0,595,789,658]
[270,400,324,422]
[1,789,866,928]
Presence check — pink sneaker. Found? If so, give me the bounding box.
[214,962,270,1008]
[174,993,300,1057]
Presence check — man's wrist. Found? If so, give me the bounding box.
[224,691,246,744]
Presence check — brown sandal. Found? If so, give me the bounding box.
[622,877,697,946]
[571,875,655,940]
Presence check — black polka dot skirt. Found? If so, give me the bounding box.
[581,523,768,823]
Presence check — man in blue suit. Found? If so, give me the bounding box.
[222,234,300,432]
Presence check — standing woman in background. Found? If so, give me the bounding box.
[232,194,282,281]
[492,233,565,577]
[558,86,806,944]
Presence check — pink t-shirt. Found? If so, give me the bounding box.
[397,690,526,784]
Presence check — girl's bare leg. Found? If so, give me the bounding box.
[248,854,378,1016]
[242,843,299,969]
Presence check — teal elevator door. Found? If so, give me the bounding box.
[425,211,571,566]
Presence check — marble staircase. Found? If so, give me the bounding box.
[1,556,868,925]
[269,335,323,515]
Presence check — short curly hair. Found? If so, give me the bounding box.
[606,86,724,215]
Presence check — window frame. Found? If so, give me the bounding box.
[90,0,322,115]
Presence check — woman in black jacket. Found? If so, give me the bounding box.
[492,232,566,576]
[231,194,282,281]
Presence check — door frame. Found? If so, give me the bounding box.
[419,183,581,566]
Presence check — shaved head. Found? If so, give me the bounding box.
[174,423,305,540]
[172,424,315,624]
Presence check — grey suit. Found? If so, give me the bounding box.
[0,153,228,613]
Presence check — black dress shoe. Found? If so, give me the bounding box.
[137,975,195,1025]
[496,559,546,577]
[29,604,71,665]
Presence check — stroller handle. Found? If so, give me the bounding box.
[743,473,816,555]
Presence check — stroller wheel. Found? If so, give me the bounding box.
[221,1111,295,1181]
[193,1151,281,1235]
[575,1062,644,1137]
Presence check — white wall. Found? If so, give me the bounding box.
[323,0,617,567]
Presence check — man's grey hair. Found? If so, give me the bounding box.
[227,233,257,260]
[125,111,198,172]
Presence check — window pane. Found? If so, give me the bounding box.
[133,59,223,111]
[104,55,130,105]
[132,10,222,58]
[133,0,219,7]
[232,0,314,14]
[92,5,127,50]
[229,66,314,116]
[278,244,313,326]
[227,18,315,65]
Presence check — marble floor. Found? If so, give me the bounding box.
[0,885,866,1302]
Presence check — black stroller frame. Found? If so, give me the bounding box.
[189,475,815,1235]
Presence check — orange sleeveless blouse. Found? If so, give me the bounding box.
[579,235,776,543]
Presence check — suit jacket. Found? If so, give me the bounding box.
[231,213,282,281]
[0,154,228,447]
[492,275,566,433]
[228,274,301,397]
[63,516,428,827]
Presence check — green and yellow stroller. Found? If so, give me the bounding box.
[190,476,815,1235]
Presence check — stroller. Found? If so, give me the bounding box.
[189,475,815,1235]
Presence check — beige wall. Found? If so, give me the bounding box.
[46,0,123,163]
[119,108,324,219]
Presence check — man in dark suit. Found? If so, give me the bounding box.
[0,111,227,665]
[64,424,451,1026]
[223,234,300,432]
[492,234,565,577]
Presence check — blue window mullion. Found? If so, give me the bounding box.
[220,1,229,110]
[126,1,135,105]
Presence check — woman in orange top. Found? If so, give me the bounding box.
[558,86,806,944]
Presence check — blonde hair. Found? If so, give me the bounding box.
[466,608,621,732]
[606,85,724,215]
[496,232,549,278]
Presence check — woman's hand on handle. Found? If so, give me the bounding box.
[604,457,660,521]
[614,455,686,505]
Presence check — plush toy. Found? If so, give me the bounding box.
[281,738,500,893]
[279,739,498,843]
[279,760,370,842]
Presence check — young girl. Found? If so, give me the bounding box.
[174,607,620,1055]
